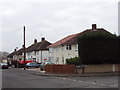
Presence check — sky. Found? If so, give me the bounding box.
[0,0,119,53]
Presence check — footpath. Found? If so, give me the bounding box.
[21,68,119,77]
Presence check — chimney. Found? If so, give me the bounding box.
[22,45,24,48]
[41,37,45,41]
[14,49,16,52]
[34,39,37,44]
[92,24,97,30]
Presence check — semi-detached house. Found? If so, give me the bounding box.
[47,33,79,64]
[47,24,111,64]
[24,37,51,63]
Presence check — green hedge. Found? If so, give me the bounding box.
[66,57,80,65]
[77,31,119,64]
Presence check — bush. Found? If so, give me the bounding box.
[66,57,80,65]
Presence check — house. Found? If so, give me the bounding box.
[48,33,79,64]
[7,46,24,61]
[24,37,51,63]
[7,46,24,66]
[47,24,112,64]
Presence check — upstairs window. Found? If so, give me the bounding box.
[75,44,78,51]
[34,51,37,55]
[49,48,52,53]
[66,45,72,50]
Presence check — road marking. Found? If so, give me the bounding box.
[108,84,118,87]
[78,81,83,83]
[92,82,97,84]
[72,79,77,82]
[62,78,67,80]
[53,77,118,88]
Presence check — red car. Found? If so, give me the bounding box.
[19,60,34,64]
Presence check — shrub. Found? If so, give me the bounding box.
[66,57,80,65]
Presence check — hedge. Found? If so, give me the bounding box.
[77,31,119,64]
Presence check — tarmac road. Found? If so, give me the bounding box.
[2,68,119,89]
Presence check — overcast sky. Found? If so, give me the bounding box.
[0,0,119,53]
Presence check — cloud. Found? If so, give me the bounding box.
[0,0,119,52]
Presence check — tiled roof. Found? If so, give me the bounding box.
[48,28,112,48]
[26,40,51,52]
[7,52,15,58]
[47,33,79,48]
[7,48,24,58]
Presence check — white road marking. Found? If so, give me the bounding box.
[72,79,77,82]
[78,81,83,82]
[53,77,118,88]
[62,78,67,80]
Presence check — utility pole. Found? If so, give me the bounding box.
[23,26,26,70]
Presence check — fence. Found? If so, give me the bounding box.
[45,64,76,74]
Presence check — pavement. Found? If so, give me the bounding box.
[20,68,119,77]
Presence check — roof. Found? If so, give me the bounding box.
[7,48,24,58]
[47,28,112,48]
[47,33,79,48]
[7,51,16,58]
[17,48,24,55]
[26,40,51,52]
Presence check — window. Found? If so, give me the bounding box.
[33,58,36,62]
[49,57,51,62]
[27,53,30,56]
[76,44,78,51]
[49,48,52,53]
[37,51,39,55]
[34,51,36,55]
[66,45,72,50]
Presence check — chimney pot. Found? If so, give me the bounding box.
[14,49,16,52]
[41,37,45,41]
[92,24,97,30]
[34,39,37,43]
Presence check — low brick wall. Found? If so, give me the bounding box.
[77,64,120,74]
[45,64,76,74]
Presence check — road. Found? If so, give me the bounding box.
[2,68,119,88]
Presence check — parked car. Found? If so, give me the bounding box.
[26,62,41,69]
[40,62,54,71]
[0,63,8,69]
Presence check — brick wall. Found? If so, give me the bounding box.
[45,64,76,74]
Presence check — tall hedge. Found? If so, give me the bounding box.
[118,36,120,61]
[77,31,119,64]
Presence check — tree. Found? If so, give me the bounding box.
[0,51,9,62]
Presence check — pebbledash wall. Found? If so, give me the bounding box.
[77,64,120,74]
[48,44,79,64]
[25,50,49,63]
